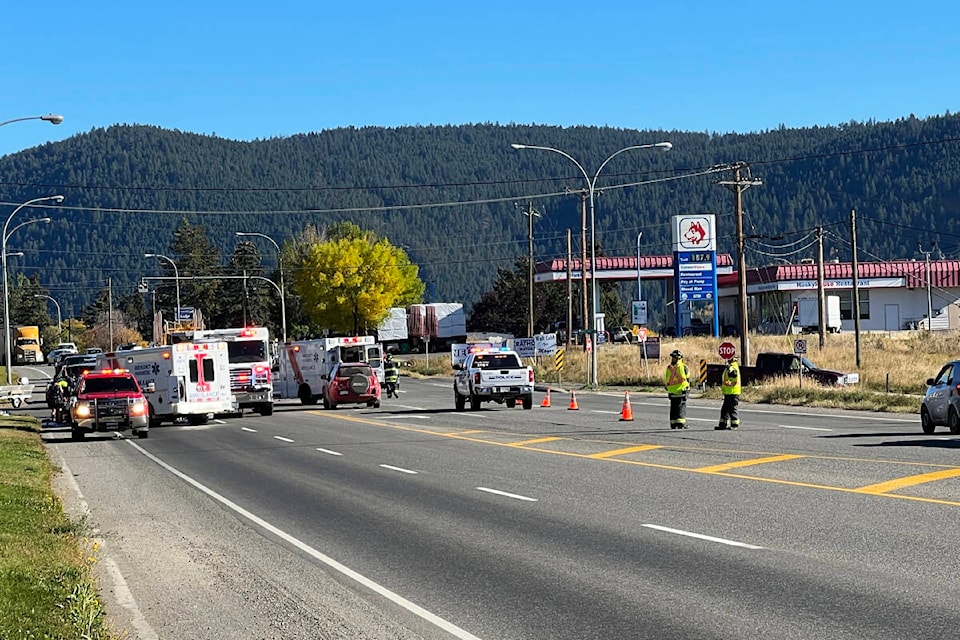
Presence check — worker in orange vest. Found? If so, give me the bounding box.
[664,349,690,429]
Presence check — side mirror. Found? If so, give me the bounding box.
[926,378,935,386]
[144,382,156,393]
[452,364,462,371]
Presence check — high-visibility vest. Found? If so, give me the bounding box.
[721,362,741,395]
[664,361,690,394]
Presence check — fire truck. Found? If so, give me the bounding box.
[173,327,273,416]
[97,342,233,426]
[277,336,384,405]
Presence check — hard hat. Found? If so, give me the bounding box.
[670,349,683,359]
[727,356,738,363]
[385,353,393,361]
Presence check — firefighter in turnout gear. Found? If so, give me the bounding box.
[717,356,741,430]
[664,349,690,429]
[383,354,400,399]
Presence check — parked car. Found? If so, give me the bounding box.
[611,326,636,343]
[921,361,960,434]
[45,348,72,367]
[322,362,381,409]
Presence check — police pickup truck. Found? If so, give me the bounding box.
[453,347,534,411]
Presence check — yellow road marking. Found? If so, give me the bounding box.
[588,445,663,459]
[452,429,487,435]
[510,436,564,446]
[310,412,960,508]
[697,454,803,473]
[855,467,960,494]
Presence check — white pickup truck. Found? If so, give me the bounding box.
[453,348,534,411]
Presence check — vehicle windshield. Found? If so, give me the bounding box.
[225,340,267,364]
[473,353,521,368]
[82,377,140,393]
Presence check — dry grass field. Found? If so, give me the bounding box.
[408,331,960,414]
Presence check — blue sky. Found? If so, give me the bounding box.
[3,0,958,158]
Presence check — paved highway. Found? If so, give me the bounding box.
[35,377,960,639]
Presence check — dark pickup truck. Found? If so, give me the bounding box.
[704,352,860,387]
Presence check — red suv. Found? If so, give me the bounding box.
[322,362,381,409]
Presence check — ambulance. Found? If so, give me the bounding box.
[97,342,233,426]
[277,336,384,405]
[174,327,274,416]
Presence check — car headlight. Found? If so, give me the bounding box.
[129,400,147,416]
[73,403,92,418]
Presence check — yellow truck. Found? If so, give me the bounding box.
[14,326,43,364]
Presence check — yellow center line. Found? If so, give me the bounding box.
[510,436,564,446]
[451,429,487,435]
[855,467,960,494]
[697,454,803,473]
[308,412,960,508]
[588,445,663,459]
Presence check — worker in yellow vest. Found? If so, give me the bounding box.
[664,349,690,429]
[717,356,741,430]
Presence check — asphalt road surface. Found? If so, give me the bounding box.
[30,375,960,639]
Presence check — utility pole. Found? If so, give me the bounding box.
[918,242,936,331]
[717,163,762,364]
[850,210,861,368]
[566,229,573,350]
[107,278,114,351]
[578,190,590,385]
[521,202,541,338]
[816,226,826,350]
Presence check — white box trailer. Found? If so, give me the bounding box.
[796,296,842,334]
[98,342,233,426]
[277,336,384,404]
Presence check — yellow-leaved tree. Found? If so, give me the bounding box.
[293,224,424,335]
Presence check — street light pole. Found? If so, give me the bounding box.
[0,114,64,128]
[144,253,180,320]
[34,294,62,342]
[235,232,287,344]
[511,141,672,386]
[3,196,62,383]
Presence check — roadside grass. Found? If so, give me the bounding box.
[408,331,957,412]
[0,417,114,640]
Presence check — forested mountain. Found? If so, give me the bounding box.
[1,114,958,323]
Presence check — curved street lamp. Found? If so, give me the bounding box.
[0,114,64,128]
[510,142,672,385]
[144,253,181,320]
[34,294,62,342]
[235,232,287,343]
[3,196,62,382]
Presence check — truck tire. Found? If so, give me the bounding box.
[298,384,317,405]
[522,394,533,410]
[187,414,209,426]
[137,430,149,439]
[454,387,465,411]
[71,425,84,441]
[148,405,162,428]
[11,398,22,409]
[506,399,516,409]
[921,407,935,434]
[258,403,274,417]
[470,392,481,411]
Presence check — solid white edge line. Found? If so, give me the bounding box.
[214,419,227,424]
[779,424,833,432]
[316,448,343,456]
[273,436,294,443]
[476,487,538,502]
[124,441,483,640]
[642,524,763,549]
[389,405,428,411]
[241,427,258,433]
[54,450,160,639]
[379,464,418,475]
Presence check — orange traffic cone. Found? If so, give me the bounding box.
[540,388,552,408]
[568,390,579,410]
[619,391,634,422]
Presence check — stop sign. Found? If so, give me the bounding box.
[718,342,737,359]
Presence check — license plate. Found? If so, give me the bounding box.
[498,387,511,393]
